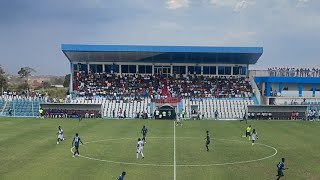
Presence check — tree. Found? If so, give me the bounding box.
[63,74,71,88]
[0,65,8,91]
[51,77,64,85]
[17,67,36,92]
[18,67,36,80]
[0,65,5,74]
[16,82,29,92]
[42,81,51,89]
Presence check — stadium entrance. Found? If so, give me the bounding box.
[159,105,176,120]
[154,66,171,76]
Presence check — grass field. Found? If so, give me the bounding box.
[1,117,320,180]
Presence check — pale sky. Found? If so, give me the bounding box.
[0,0,319,75]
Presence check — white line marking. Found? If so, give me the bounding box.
[70,137,278,167]
[173,121,176,180]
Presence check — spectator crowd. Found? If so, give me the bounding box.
[268,67,320,77]
[74,71,253,100]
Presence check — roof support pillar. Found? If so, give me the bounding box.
[69,63,73,93]
[266,82,271,97]
[231,66,234,76]
[278,83,282,94]
[298,84,303,97]
[312,84,316,97]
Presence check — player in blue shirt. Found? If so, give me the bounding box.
[117,171,126,180]
[141,125,148,143]
[276,158,287,179]
[72,133,83,157]
[204,130,210,151]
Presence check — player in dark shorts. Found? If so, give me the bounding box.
[117,171,126,180]
[78,112,82,122]
[72,133,83,157]
[141,125,148,143]
[204,130,210,151]
[276,158,287,179]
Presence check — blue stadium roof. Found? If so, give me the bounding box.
[62,44,263,64]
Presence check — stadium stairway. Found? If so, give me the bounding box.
[161,79,171,97]
[177,101,183,114]
[0,99,4,115]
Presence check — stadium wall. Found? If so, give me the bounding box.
[248,105,307,120]
[40,103,102,111]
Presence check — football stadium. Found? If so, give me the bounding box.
[1,43,320,180]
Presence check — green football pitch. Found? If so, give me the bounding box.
[0,117,320,180]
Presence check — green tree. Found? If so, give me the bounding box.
[18,67,36,80]
[51,77,64,85]
[16,82,29,92]
[17,67,36,91]
[0,65,8,91]
[0,65,4,74]
[42,81,51,89]
[63,74,71,87]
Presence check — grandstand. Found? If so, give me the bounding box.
[59,44,262,119]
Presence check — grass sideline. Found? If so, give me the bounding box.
[0,117,320,180]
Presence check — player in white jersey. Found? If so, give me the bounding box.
[176,113,182,126]
[251,129,258,146]
[136,138,144,159]
[56,126,64,144]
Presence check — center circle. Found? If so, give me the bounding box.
[70,137,277,167]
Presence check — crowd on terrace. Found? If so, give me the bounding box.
[268,67,320,77]
[73,71,253,100]
[0,91,69,103]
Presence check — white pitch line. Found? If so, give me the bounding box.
[173,121,176,180]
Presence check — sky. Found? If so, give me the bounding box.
[0,0,319,75]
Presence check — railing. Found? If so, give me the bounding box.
[249,73,262,104]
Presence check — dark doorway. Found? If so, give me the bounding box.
[159,105,175,120]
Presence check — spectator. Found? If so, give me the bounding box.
[268,67,320,77]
